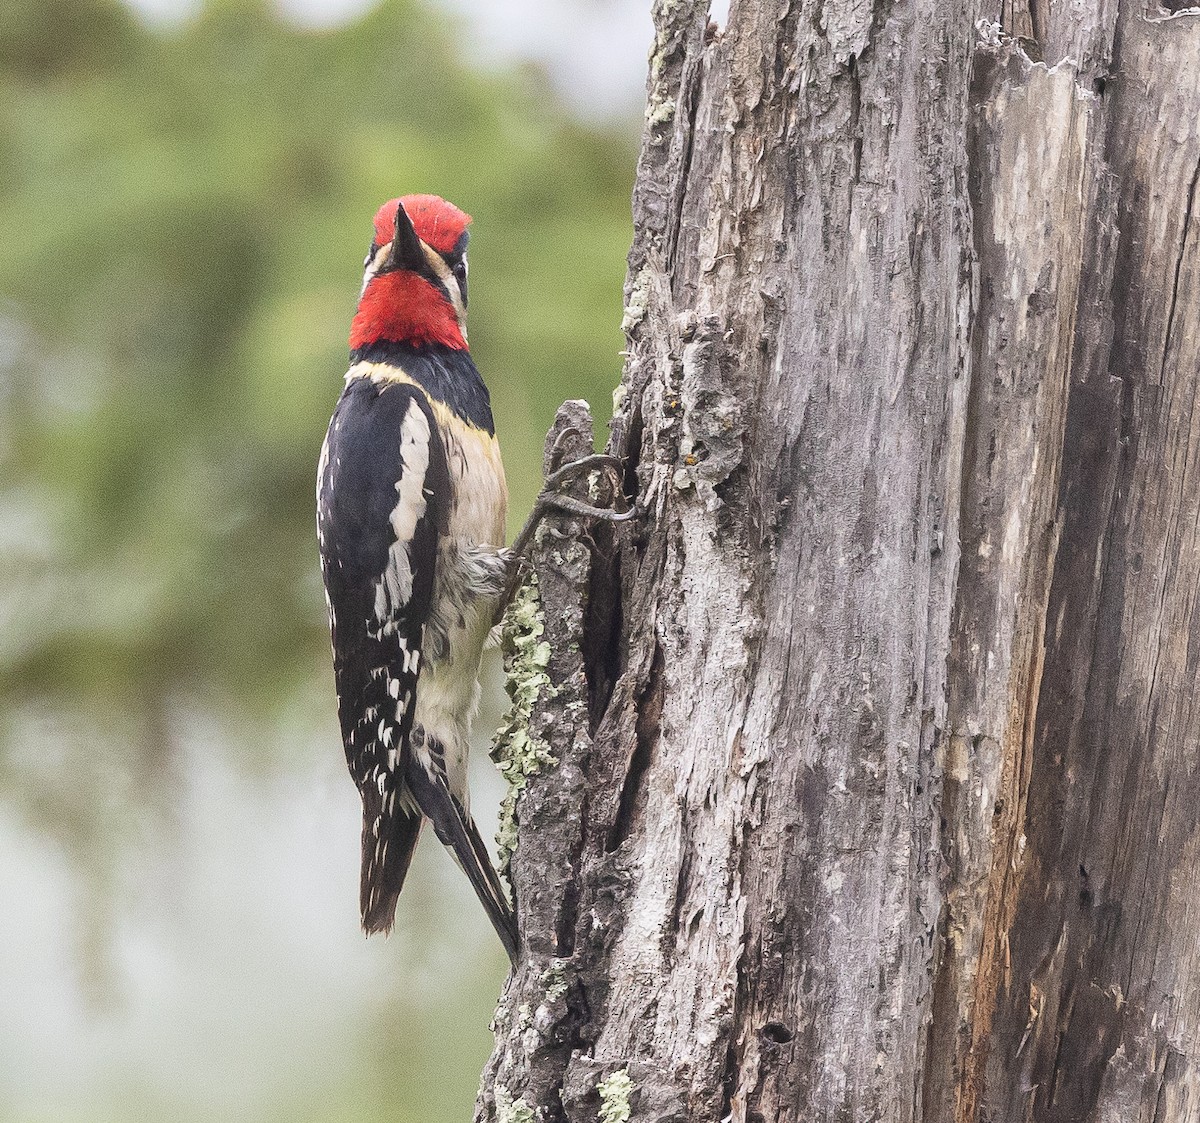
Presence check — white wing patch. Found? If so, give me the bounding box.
[372,400,432,627]
[391,402,432,540]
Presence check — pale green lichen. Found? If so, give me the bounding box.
[515,1002,533,1034]
[644,0,690,131]
[621,266,652,335]
[495,1085,536,1123]
[540,962,569,1003]
[645,94,677,128]
[597,1069,635,1123]
[489,993,513,1036]
[491,575,558,871]
[612,381,629,414]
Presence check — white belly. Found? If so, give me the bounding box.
[412,402,508,806]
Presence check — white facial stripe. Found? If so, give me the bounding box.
[421,242,467,326]
[361,240,393,296]
[421,243,451,282]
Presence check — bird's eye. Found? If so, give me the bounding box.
[450,258,469,305]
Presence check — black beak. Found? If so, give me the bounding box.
[387,201,426,273]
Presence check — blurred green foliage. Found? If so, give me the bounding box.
[0,3,636,1119]
[0,0,634,723]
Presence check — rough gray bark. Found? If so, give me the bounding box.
[477,2,1200,1121]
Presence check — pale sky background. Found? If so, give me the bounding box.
[123,0,662,120]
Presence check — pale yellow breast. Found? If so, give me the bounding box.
[353,361,508,547]
[430,399,507,547]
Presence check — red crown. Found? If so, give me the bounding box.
[372,195,471,255]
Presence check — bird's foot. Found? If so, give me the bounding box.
[509,454,632,560]
[498,454,633,620]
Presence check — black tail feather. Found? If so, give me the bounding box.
[359,794,423,936]
[407,765,519,964]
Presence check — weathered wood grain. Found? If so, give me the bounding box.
[980,6,1200,1120]
[924,38,1096,1123]
[474,2,1200,1121]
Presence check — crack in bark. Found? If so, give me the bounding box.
[1158,155,1200,386]
[583,530,625,733]
[605,640,664,853]
[666,44,708,281]
[1149,1048,1186,1122]
[1000,0,1047,59]
[847,52,862,185]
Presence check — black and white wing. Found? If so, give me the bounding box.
[317,376,448,934]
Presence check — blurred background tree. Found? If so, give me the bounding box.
[0,1,642,1119]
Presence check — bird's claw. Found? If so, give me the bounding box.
[535,491,636,523]
[543,453,625,492]
[530,452,631,532]
[501,454,634,614]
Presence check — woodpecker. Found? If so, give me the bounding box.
[316,194,516,960]
[317,195,627,965]
[319,193,520,955]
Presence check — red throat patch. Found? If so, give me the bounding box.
[372,195,471,255]
[350,272,467,351]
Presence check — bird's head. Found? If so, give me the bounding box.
[349,194,472,353]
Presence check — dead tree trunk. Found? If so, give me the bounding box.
[478,2,1200,1120]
